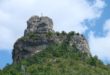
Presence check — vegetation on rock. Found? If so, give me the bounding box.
[1,15,109,75]
[0,43,110,75]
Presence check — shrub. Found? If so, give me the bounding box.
[20,32,38,41]
[56,32,60,36]
[68,31,75,36]
[46,32,53,38]
[61,31,67,35]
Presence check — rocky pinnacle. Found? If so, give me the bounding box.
[12,15,91,63]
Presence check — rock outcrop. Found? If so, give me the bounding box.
[12,15,91,63]
[24,16,54,35]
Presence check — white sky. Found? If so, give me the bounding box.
[0,0,105,50]
[1,0,110,63]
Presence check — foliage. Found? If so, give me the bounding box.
[1,36,110,75]
[76,33,80,35]
[20,32,38,41]
[61,31,67,35]
[68,31,75,36]
[56,32,60,36]
[46,31,54,38]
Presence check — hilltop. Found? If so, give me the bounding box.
[0,16,110,75]
[12,15,90,63]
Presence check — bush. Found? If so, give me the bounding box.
[56,32,60,36]
[20,32,38,41]
[76,33,80,35]
[68,31,75,36]
[61,31,67,35]
[46,32,53,38]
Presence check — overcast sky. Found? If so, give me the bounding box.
[0,0,110,69]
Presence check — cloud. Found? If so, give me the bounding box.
[0,0,105,50]
[89,19,110,63]
[0,26,14,50]
[104,19,110,33]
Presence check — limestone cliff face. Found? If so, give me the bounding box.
[12,15,91,63]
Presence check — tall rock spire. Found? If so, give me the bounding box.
[24,16,53,35]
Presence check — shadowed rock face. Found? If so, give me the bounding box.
[12,15,91,63]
